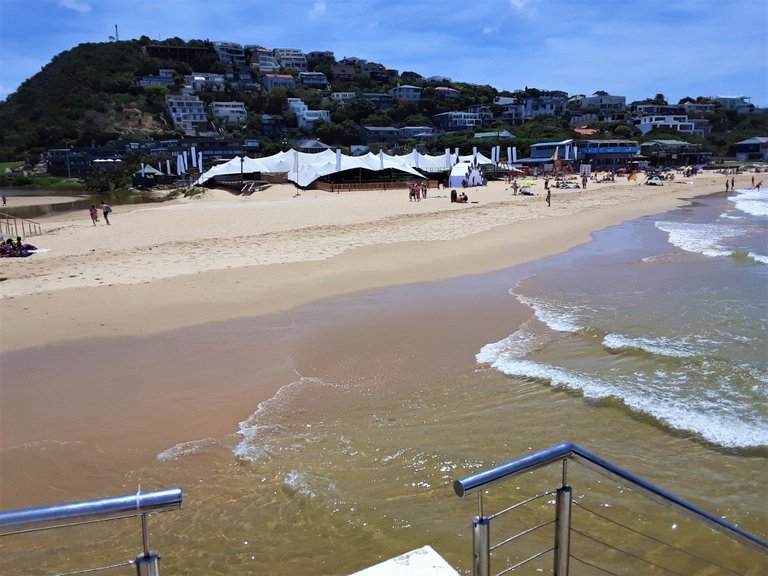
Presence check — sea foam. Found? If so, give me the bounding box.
[603,333,699,358]
[731,188,768,218]
[478,357,768,448]
[655,221,742,257]
[516,294,582,333]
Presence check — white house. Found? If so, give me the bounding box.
[211,101,248,126]
[577,93,626,111]
[637,114,698,135]
[273,48,308,72]
[389,85,422,102]
[165,95,208,136]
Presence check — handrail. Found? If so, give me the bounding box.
[454,442,768,556]
[0,212,42,238]
[0,487,182,536]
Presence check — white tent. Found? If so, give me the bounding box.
[196,147,498,188]
[448,161,485,188]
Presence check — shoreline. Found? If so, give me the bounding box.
[0,176,722,354]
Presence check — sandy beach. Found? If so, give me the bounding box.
[0,175,722,354]
[4,172,767,576]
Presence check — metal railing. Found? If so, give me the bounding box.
[0,212,42,238]
[454,442,768,576]
[0,487,182,576]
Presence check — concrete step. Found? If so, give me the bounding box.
[349,546,459,576]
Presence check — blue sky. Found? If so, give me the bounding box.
[1,0,766,106]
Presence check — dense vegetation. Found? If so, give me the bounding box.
[0,38,765,163]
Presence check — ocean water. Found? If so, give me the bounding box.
[477,187,768,450]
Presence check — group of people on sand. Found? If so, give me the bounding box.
[408,182,428,202]
[89,201,113,225]
[450,189,469,203]
[1,236,35,258]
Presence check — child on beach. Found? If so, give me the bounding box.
[89,204,98,225]
[101,201,112,225]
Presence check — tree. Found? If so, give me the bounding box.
[264,88,288,115]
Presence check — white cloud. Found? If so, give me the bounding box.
[482,24,501,35]
[309,0,326,19]
[508,0,527,9]
[59,0,91,13]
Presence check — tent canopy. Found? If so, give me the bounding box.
[197,148,451,187]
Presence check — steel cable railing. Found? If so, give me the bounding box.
[572,500,746,576]
[571,527,685,575]
[470,490,558,575]
[454,443,768,576]
[0,488,182,576]
[570,554,621,576]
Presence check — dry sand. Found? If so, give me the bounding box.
[0,175,724,354]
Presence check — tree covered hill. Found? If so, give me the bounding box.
[0,39,220,160]
[1,38,765,163]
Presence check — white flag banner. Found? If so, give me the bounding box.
[198,152,203,172]
[183,151,189,172]
[140,163,145,177]
[573,146,579,160]
[166,159,171,176]
[335,148,342,172]
[472,146,477,164]
[445,148,451,170]
[379,149,384,170]
[512,147,518,163]
[191,146,197,168]
[565,145,571,160]
[507,146,512,164]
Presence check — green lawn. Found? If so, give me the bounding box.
[0,161,24,172]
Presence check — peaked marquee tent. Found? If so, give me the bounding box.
[196,148,483,188]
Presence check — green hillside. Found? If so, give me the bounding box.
[1,38,766,163]
[0,39,220,160]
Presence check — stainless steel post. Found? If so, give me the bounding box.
[472,515,490,576]
[553,485,572,576]
[135,552,161,576]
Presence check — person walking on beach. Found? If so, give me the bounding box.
[731,176,735,190]
[546,188,551,207]
[2,193,6,206]
[89,204,99,226]
[100,201,112,225]
[725,179,730,193]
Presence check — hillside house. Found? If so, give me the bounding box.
[389,85,422,102]
[273,48,308,72]
[299,72,329,88]
[637,114,698,136]
[211,101,248,126]
[263,73,296,91]
[576,93,626,111]
[138,69,176,88]
[433,111,482,131]
[165,95,208,136]
[433,86,460,100]
[214,41,247,70]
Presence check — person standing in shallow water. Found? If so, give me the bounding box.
[101,201,112,225]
